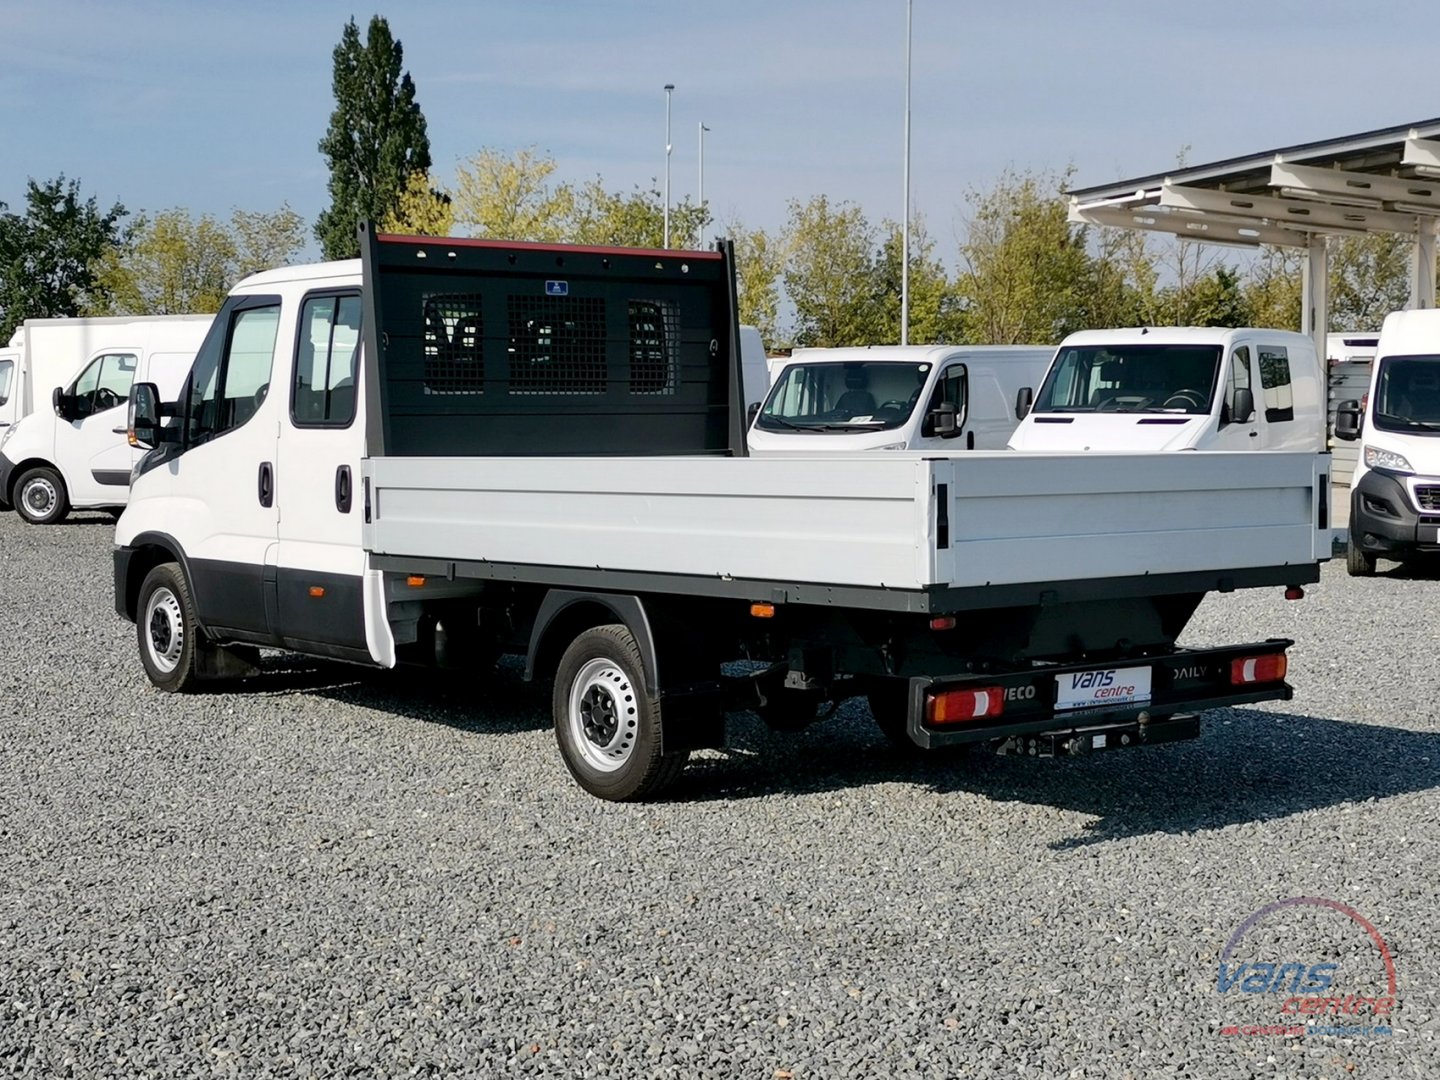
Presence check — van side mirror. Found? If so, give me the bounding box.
[52,386,72,422]
[1015,386,1033,421]
[1334,399,1362,441]
[928,400,958,438]
[1231,387,1255,425]
[747,401,761,426]
[128,382,162,449]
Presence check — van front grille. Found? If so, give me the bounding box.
[1414,485,1440,512]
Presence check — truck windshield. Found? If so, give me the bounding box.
[757,361,930,432]
[1033,345,1223,415]
[1373,354,1440,433]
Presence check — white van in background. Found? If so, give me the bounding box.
[0,315,212,523]
[748,345,1052,454]
[1008,327,1324,453]
[1334,308,1440,575]
[738,325,769,415]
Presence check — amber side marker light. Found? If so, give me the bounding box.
[1231,653,1288,685]
[407,575,426,588]
[750,602,776,618]
[308,586,325,598]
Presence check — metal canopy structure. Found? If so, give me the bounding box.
[1067,117,1440,359]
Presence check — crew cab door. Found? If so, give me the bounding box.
[272,291,370,658]
[154,297,285,641]
[1214,344,1260,450]
[54,351,139,504]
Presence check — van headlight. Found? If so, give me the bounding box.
[1364,446,1414,474]
[871,442,909,451]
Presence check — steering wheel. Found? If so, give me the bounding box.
[876,399,909,412]
[1098,395,1154,411]
[1162,389,1205,410]
[94,387,121,411]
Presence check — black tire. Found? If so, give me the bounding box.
[14,465,69,525]
[756,688,824,733]
[552,624,688,801]
[136,563,211,692]
[1346,541,1376,577]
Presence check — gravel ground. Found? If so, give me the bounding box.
[0,510,1435,1079]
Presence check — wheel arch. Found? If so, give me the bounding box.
[119,532,199,625]
[5,456,61,504]
[525,591,660,696]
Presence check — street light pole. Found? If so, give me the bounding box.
[663,83,675,249]
[698,122,709,247]
[901,0,912,346]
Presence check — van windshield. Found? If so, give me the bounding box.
[757,361,930,432]
[1033,345,1223,415]
[1373,354,1440,434]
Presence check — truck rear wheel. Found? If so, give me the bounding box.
[1346,541,1376,577]
[136,563,211,692]
[15,465,69,525]
[553,624,688,801]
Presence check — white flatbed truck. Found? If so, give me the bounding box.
[114,229,1331,800]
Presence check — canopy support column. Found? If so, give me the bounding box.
[1301,234,1328,362]
[1411,224,1436,310]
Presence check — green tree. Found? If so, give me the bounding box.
[567,178,706,249]
[728,221,784,347]
[1075,229,1155,330]
[782,195,883,347]
[0,176,127,340]
[89,206,308,315]
[1328,233,1412,331]
[380,171,454,237]
[954,168,1090,344]
[451,147,575,242]
[315,15,431,260]
[1242,245,1303,330]
[873,216,961,344]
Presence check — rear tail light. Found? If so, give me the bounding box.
[1231,653,1288,685]
[926,686,1005,725]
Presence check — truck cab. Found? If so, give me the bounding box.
[748,345,1051,454]
[1007,328,1324,453]
[1334,308,1440,575]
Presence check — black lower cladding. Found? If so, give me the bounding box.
[92,469,131,487]
[274,567,368,653]
[188,558,272,639]
[1350,468,1440,556]
[188,559,368,654]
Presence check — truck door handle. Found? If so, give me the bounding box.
[258,461,274,507]
[112,426,127,434]
[335,464,352,513]
[1249,431,1259,438]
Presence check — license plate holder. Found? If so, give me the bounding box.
[1055,665,1152,711]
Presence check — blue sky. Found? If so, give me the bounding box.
[2,0,1437,258]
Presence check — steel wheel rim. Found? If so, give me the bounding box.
[144,586,185,674]
[20,476,56,519]
[567,657,638,772]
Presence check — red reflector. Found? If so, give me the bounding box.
[930,615,957,631]
[1230,653,1288,685]
[926,686,1005,725]
[1285,586,1305,601]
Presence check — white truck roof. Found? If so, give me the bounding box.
[1059,327,1312,348]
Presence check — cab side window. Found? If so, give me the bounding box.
[1224,346,1252,424]
[187,304,280,444]
[0,359,13,406]
[1258,346,1293,423]
[71,353,138,418]
[292,293,362,426]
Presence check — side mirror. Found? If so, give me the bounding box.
[1334,399,1363,442]
[128,382,161,449]
[928,400,958,438]
[52,386,71,421]
[747,401,761,426]
[1015,386,1033,421]
[1232,387,1256,425]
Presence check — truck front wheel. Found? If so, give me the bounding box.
[15,466,69,525]
[1346,541,1376,577]
[553,624,688,801]
[136,563,210,692]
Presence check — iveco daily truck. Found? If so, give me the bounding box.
[113,228,1330,800]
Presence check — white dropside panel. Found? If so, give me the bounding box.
[932,451,1328,587]
[364,451,1327,593]
[365,456,934,590]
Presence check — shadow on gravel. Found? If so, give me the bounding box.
[680,708,1440,847]
[249,654,550,736]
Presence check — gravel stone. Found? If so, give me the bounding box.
[0,510,1435,1077]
